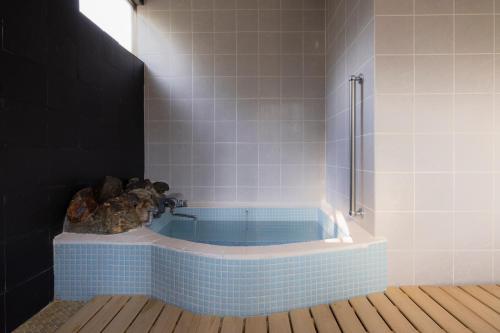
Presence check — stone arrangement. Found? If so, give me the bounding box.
[66,177,170,234]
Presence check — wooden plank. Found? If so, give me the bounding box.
[220,316,244,333]
[126,299,165,333]
[268,312,291,333]
[421,286,497,333]
[172,311,197,333]
[367,293,417,333]
[400,286,471,333]
[150,304,183,333]
[481,285,500,299]
[79,296,130,333]
[192,315,220,333]
[386,287,444,333]
[289,308,315,333]
[245,316,267,333]
[56,296,112,333]
[443,286,500,330]
[349,296,391,333]
[331,300,366,333]
[461,285,500,313]
[103,296,149,333]
[310,304,341,333]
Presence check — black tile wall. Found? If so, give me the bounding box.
[0,0,144,331]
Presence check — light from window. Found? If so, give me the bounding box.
[79,0,133,52]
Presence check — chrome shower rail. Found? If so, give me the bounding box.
[349,75,363,217]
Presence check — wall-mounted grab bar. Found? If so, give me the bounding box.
[349,75,363,217]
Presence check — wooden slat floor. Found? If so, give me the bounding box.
[55,285,500,333]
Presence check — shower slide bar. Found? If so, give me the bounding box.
[349,74,364,217]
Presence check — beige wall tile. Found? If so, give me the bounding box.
[387,251,414,285]
[415,95,453,133]
[237,11,258,31]
[415,55,453,94]
[375,212,413,250]
[237,54,258,76]
[193,11,213,32]
[415,174,453,210]
[454,94,494,132]
[414,252,453,285]
[214,0,235,9]
[455,0,494,14]
[375,134,413,172]
[304,10,325,31]
[415,213,453,250]
[214,55,236,76]
[455,212,493,250]
[415,15,453,54]
[455,133,494,172]
[192,0,212,9]
[281,10,303,31]
[375,94,413,133]
[455,54,494,93]
[375,173,414,211]
[259,32,281,54]
[415,0,453,14]
[375,0,413,14]
[237,32,258,53]
[375,55,414,94]
[455,15,494,53]
[214,32,237,53]
[455,173,493,210]
[171,11,192,32]
[259,10,280,31]
[375,16,413,54]
[415,134,453,172]
[454,252,493,284]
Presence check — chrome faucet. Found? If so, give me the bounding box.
[164,193,197,221]
[164,193,188,213]
[146,193,194,226]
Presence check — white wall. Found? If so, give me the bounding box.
[137,0,326,206]
[327,0,500,286]
[325,0,375,233]
[373,0,500,286]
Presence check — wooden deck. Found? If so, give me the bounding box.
[55,285,500,333]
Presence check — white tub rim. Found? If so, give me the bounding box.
[55,207,385,260]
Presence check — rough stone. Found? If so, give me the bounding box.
[66,187,98,224]
[153,181,169,194]
[125,178,151,191]
[96,176,123,203]
[65,176,171,234]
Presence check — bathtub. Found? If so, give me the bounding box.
[54,207,386,316]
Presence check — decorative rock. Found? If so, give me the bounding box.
[96,176,123,203]
[65,176,171,234]
[153,181,169,194]
[125,178,150,191]
[66,187,98,224]
[86,193,144,234]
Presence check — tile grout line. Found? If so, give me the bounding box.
[411,0,416,285]
[451,0,456,284]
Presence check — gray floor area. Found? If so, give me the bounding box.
[13,300,85,333]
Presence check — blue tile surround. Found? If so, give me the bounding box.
[54,209,387,316]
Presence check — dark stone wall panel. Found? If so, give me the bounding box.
[0,0,144,330]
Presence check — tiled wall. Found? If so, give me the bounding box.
[325,0,500,285]
[373,0,500,285]
[55,241,386,316]
[325,0,376,233]
[138,0,326,205]
[0,0,144,331]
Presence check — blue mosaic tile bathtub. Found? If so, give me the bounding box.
[54,208,387,316]
[151,207,339,246]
